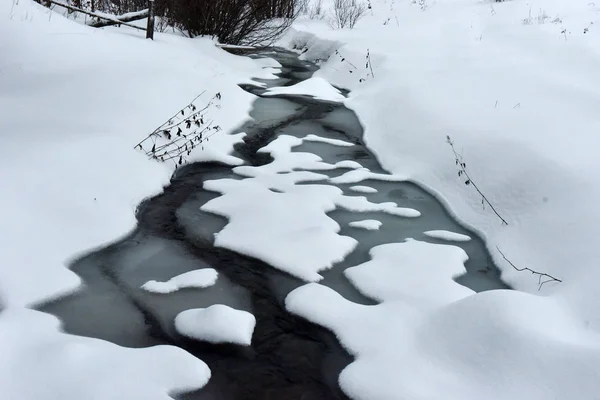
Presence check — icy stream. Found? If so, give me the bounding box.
[40,48,508,400]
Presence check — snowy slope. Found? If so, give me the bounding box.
[280,0,600,399]
[0,1,273,397]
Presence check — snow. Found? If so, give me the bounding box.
[0,308,211,400]
[336,194,420,217]
[202,134,419,281]
[335,160,363,169]
[330,168,408,184]
[264,76,346,102]
[141,269,218,294]
[348,220,382,231]
[202,176,357,282]
[349,185,378,194]
[287,239,600,400]
[280,1,600,398]
[302,133,355,147]
[174,305,256,346]
[0,0,274,397]
[423,230,472,242]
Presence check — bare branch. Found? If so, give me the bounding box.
[446,135,508,225]
[496,246,562,290]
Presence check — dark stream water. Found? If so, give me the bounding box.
[40,48,508,400]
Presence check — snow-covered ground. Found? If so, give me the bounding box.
[0,1,274,397]
[4,0,600,398]
[277,0,600,399]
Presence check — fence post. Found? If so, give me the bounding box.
[146,0,154,39]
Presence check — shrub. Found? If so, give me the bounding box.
[330,0,366,29]
[155,0,298,44]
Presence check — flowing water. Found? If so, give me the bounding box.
[40,48,508,400]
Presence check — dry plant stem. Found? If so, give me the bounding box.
[134,91,208,149]
[447,136,508,225]
[496,246,562,290]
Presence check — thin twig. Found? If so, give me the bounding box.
[496,246,562,290]
[447,135,508,225]
[134,90,207,149]
[367,49,375,78]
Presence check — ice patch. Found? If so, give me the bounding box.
[349,220,382,231]
[141,269,218,294]
[302,134,355,147]
[263,77,345,102]
[349,185,378,193]
[175,304,256,346]
[424,230,471,242]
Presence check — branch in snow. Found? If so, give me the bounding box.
[134,92,223,168]
[446,135,508,226]
[496,246,562,290]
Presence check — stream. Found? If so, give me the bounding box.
[40,48,508,400]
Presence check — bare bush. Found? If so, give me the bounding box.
[308,0,324,19]
[155,0,298,45]
[330,0,366,29]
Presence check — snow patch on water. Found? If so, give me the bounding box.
[349,185,378,193]
[302,134,355,147]
[349,220,382,231]
[141,269,218,294]
[264,77,345,102]
[175,304,256,346]
[424,230,471,242]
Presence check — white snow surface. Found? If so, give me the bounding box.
[302,134,355,147]
[0,308,211,400]
[281,1,600,399]
[175,305,256,346]
[423,230,472,242]
[349,220,382,231]
[0,1,273,398]
[202,134,419,281]
[264,76,346,102]
[287,239,600,400]
[141,269,218,294]
[349,185,378,194]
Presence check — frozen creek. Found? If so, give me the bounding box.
[40,48,508,400]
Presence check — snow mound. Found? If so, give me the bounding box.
[330,168,408,184]
[264,77,345,102]
[349,220,382,231]
[349,185,378,194]
[423,230,471,242]
[202,132,421,281]
[0,308,210,400]
[141,269,218,294]
[175,304,256,346]
[302,134,355,147]
[335,160,364,170]
[202,176,357,282]
[337,195,420,218]
[345,239,472,305]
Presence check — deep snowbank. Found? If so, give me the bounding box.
[0,1,272,397]
[281,0,600,399]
